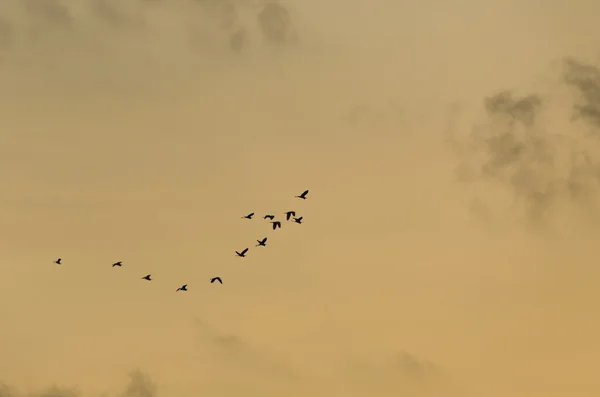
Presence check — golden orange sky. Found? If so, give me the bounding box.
[1,1,600,396]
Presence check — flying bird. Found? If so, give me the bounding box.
[210,277,223,284]
[112,261,122,267]
[142,274,152,281]
[256,237,267,246]
[236,248,249,257]
[295,190,309,199]
[176,284,188,291]
[293,216,303,224]
[284,211,296,221]
[242,213,255,219]
[54,258,61,265]
[263,214,275,220]
[271,221,282,230]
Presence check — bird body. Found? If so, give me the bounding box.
[271,221,282,230]
[142,274,152,281]
[293,216,303,224]
[284,211,295,220]
[295,190,309,199]
[242,213,255,219]
[256,237,267,246]
[211,277,223,284]
[54,258,61,265]
[263,215,275,220]
[177,284,188,291]
[236,248,249,257]
[112,261,122,267]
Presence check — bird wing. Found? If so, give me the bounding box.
[241,248,249,254]
[302,190,309,196]
[263,237,268,242]
[249,212,255,216]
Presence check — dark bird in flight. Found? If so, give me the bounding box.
[256,237,267,246]
[295,190,309,199]
[177,284,188,291]
[142,274,152,281]
[271,221,282,230]
[236,248,249,257]
[54,258,61,265]
[112,261,122,267]
[210,277,223,284]
[284,211,296,220]
[263,214,275,220]
[242,213,255,219]
[293,216,303,224]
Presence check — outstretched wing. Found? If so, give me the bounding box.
[241,248,249,255]
[301,190,309,196]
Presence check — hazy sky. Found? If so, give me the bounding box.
[1,1,600,396]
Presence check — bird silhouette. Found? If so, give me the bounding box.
[210,277,223,284]
[293,216,303,224]
[256,237,267,246]
[142,274,152,281]
[54,258,61,265]
[271,221,282,230]
[235,248,249,257]
[295,190,309,199]
[242,213,255,219]
[284,211,296,220]
[112,261,122,267]
[263,214,275,220]
[177,284,188,291]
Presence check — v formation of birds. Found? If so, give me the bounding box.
[52,190,310,291]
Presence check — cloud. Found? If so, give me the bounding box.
[446,56,600,230]
[341,350,444,396]
[257,2,298,47]
[121,371,156,397]
[564,57,600,129]
[191,317,301,381]
[0,371,154,397]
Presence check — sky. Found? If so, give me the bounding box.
[1,0,600,396]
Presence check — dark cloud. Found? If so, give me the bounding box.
[564,57,600,129]
[343,350,442,395]
[121,371,156,397]
[390,351,439,381]
[23,0,74,28]
[89,0,144,30]
[192,317,300,381]
[0,17,11,48]
[0,0,301,69]
[0,371,154,397]
[447,57,600,229]
[257,1,298,47]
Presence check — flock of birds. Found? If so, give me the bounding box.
[51,189,310,291]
